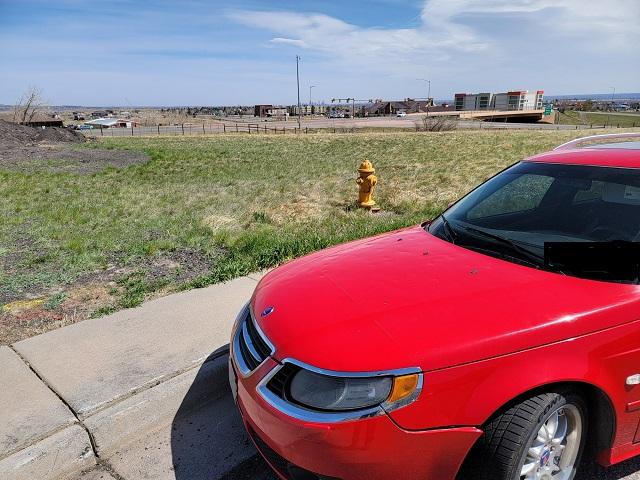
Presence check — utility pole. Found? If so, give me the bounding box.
[607,86,616,124]
[309,85,316,115]
[610,86,616,106]
[296,55,301,128]
[417,78,431,116]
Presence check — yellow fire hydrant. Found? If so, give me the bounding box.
[356,159,378,210]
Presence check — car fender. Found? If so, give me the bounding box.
[388,318,640,461]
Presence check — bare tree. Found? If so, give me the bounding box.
[12,86,47,124]
[416,115,458,132]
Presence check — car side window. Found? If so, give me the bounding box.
[467,174,554,219]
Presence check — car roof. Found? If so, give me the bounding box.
[526,135,640,169]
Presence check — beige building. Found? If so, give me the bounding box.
[455,90,544,111]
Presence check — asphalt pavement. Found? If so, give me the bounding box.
[83,114,602,137]
[72,349,640,480]
[3,268,640,480]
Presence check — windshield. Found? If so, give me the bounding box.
[428,162,640,283]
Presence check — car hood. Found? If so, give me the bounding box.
[252,226,640,372]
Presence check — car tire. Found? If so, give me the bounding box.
[460,390,588,480]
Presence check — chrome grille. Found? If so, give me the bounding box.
[233,306,274,375]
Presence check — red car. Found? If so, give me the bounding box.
[229,133,640,480]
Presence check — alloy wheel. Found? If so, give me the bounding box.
[519,404,583,480]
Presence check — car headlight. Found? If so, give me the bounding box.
[287,368,421,412]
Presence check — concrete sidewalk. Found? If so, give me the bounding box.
[0,273,263,480]
[4,267,640,480]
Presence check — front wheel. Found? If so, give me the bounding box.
[461,390,588,480]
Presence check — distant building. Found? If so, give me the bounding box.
[268,107,288,117]
[454,92,492,111]
[85,118,139,128]
[290,105,318,115]
[293,105,306,115]
[287,105,318,116]
[21,114,64,128]
[325,105,353,117]
[255,105,289,117]
[454,90,544,111]
[365,99,438,116]
[254,105,272,117]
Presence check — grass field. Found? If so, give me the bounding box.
[0,128,636,343]
[556,110,640,128]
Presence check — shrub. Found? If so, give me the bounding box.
[416,116,458,132]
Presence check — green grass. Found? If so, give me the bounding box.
[43,291,66,310]
[556,110,640,128]
[113,270,170,309]
[1,129,636,313]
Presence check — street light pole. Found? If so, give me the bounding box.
[296,55,301,128]
[309,85,316,116]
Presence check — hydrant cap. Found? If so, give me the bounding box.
[358,160,375,173]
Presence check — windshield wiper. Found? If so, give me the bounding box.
[440,214,458,244]
[461,225,546,267]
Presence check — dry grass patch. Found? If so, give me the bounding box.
[2,128,637,342]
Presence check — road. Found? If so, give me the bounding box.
[82,114,601,137]
[80,352,640,480]
[252,115,582,130]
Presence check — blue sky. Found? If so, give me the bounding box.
[0,0,638,106]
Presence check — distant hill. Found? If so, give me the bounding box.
[2,93,638,111]
[546,93,640,101]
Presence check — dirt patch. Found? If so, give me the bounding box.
[0,248,216,345]
[0,284,110,345]
[0,119,86,145]
[0,145,150,174]
[145,248,215,283]
[0,120,149,173]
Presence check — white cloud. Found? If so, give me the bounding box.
[270,37,308,48]
[2,0,638,104]
[421,0,640,43]
[227,0,640,85]
[227,8,485,68]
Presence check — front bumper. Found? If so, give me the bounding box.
[232,357,482,480]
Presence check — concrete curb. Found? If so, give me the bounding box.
[85,348,230,457]
[1,273,264,480]
[1,351,232,480]
[0,425,95,480]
